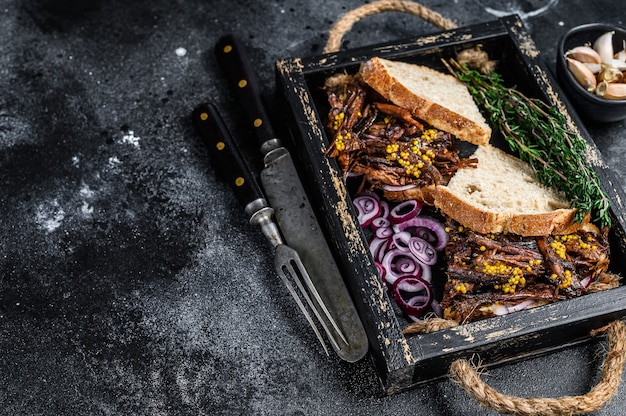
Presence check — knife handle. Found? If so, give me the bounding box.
[192,102,268,219]
[214,34,279,151]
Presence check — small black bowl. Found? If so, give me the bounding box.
[556,23,626,123]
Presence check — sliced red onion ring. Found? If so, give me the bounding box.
[375,226,393,240]
[353,194,381,227]
[379,200,390,219]
[375,262,386,283]
[408,236,437,266]
[369,236,391,262]
[389,199,422,224]
[391,231,412,252]
[371,217,391,231]
[380,249,432,284]
[430,299,443,318]
[392,275,432,317]
[381,249,423,285]
[393,215,449,251]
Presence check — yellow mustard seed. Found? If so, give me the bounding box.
[550,240,567,259]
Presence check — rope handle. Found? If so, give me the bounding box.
[450,321,626,415]
[324,0,457,53]
[325,2,626,414]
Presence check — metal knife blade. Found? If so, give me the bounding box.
[214,34,368,362]
[193,102,348,356]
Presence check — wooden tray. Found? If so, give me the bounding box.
[275,14,626,394]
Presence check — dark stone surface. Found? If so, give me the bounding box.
[1,0,625,414]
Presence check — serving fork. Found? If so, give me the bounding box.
[192,102,347,355]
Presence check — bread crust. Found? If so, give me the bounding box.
[433,184,585,236]
[359,57,491,146]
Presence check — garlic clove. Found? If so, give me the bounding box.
[598,65,624,83]
[602,82,626,100]
[600,58,626,71]
[595,81,608,97]
[584,62,602,74]
[565,45,602,64]
[567,57,597,91]
[593,31,615,62]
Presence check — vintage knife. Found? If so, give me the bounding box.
[193,102,349,356]
[215,34,368,362]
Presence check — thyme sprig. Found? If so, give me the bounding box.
[447,59,611,228]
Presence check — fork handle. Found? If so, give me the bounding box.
[193,102,266,218]
[193,103,283,248]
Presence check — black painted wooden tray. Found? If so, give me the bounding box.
[275,14,626,394]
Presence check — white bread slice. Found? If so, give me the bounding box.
[432,145,584,236]
[358,57,492,145]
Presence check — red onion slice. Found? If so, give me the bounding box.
[408,236,437,266]
[391,231,412,252]
[393,215,449,251]
[369,236,391,263]
[375,262,386,283]
[389,199,422,224]
[375,226,394,241]
[380,249,432,284]
[392,275,432,317]
[381,249,423,285]
[379,200,390,219]
[353,194,381,227]
[371,217,391,232]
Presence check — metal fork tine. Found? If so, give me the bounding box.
[285,253,349,345]
[277,245,347,352]
[278,256,338,354]
[276,264,330,356]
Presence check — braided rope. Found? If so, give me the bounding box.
[449,320,626,415]
[324,0,457,53]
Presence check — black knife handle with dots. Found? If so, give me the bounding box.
[214,34,277,148]
[192,102,266,212]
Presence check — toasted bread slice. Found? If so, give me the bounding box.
[432,145,584,236]
[358,57,492,145]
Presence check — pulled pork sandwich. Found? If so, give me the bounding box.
[323,56,618,325]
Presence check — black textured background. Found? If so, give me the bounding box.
[2,1,626,415]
